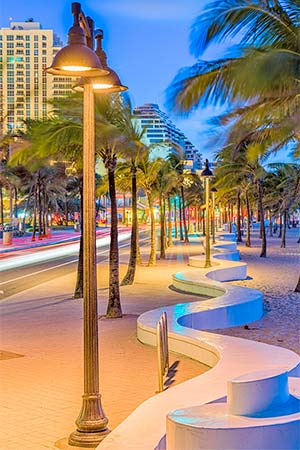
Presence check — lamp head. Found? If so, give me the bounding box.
[46,3,108,77]
[73,30,128,93]
[211,187,218,193]
[200,159,214,178]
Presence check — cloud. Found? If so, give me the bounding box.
[90,0,201,21]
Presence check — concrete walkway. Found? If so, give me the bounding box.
[0,238,209,450]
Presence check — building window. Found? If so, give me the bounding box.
[26,36,30,41]
[34,36,38,41]
[7,35,14,41]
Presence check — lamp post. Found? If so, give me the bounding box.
[211,187,217,244]
[46,3,127,447]
[200,159,214,268]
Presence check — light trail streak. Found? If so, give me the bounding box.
[0,232,131,272]
[0,236,149,285]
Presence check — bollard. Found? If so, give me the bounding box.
[2,230,12,245]
[156,311,169,392]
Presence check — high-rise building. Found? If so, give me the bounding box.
[133,103,202,168]
[0,20,74,136]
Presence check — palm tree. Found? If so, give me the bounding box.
[214,141,268,256]
[167,0,300,160]
[138,154,164,266]
[266,163,300,248]
[114,105,147,286]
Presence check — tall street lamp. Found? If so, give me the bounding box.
[211,187,217,244]
[46,2,127,447]
[201,159,214,268]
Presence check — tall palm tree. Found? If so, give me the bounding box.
[113,104,147,286]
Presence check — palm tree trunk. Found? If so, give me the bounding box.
[137,225,142,265]
[65,195,69,227]
[258,180,267,257]
[228,204,232,233]
[295,273,300,292]
[74,178,84,298]
[195,206,199,233]
[174,197,178,239]
[236,187,242,242]
[14,187,18,221]
[0,187,3,225]
[278,214,283,238]
[159,193,166,259]
[224,205,228,226]
[181,185,189,243]
[269,214,273,237]
[38,178,42,239]
[281,210,287,248]
[147,192,156,266]
[32,183,37,241]
[8,185,13,227]
[167,195,173,247]
[121,165,137,285]
[245,190,251,247]
[179,197,184,240]
[106,161,122,318]
[22,183,33,231]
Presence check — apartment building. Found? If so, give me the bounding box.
[0,20,74,136]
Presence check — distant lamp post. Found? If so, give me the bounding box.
[46,2,127,448]
[211,187,217,244]
[201,159,214,268]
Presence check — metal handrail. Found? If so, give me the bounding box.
[157,311,169,392]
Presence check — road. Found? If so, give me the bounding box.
[0,230,150,300]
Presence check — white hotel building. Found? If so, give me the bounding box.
[133,103,202,169]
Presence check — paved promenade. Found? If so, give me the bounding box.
[0,239,208,450]
[0,228,299,449]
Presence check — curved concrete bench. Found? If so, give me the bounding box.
[167,370,300,450]
[97,233,300,450]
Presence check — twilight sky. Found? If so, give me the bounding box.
[1,0,228,156]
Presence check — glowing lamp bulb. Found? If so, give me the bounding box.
[92,83,114,89]
[61,66,91,72]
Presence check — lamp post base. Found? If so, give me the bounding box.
[204,261,212,268]
[69,428,110,448]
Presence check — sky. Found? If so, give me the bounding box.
[1,0,228,157]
